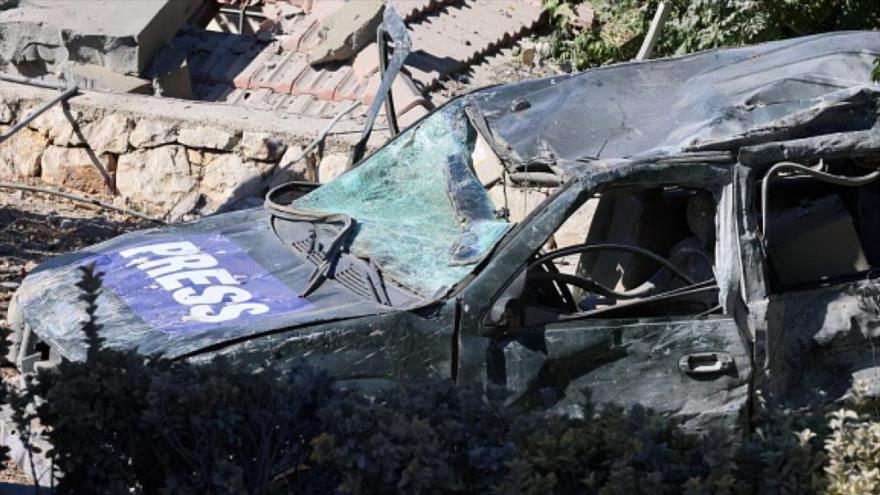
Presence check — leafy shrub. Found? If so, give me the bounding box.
[307,383,515,494]
[544,0,880,71]
[6,264,880,495]
[16,263,335,495]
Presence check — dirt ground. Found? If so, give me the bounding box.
[0,183,147,485]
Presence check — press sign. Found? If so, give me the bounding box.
[87,235,311,334]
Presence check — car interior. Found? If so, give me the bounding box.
[489,184,725,329]
[759,158,880,291]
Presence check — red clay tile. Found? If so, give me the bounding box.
[390,75,427,114]
[298,20,323,51]
[361,72,381,105]
[311,66,351,100]
[334,69,362,101]
[232,49,274,89]
[291,65,322,95]
[279,16,317,51]
[270,55,310,94]
[352,42,380,81]
[398,103,429,127]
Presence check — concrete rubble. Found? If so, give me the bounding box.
[0,0,547,220]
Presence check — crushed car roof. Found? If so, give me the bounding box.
[468,31,880,177]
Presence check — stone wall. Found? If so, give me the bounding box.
[0,81,375,220]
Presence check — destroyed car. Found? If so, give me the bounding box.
[8,31,880,429]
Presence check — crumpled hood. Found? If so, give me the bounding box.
[14,208,391,361]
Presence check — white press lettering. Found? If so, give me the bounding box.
[156,268,238,291]
[189,303,270,323]
[173,286,252,305]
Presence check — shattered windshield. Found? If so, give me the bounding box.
[292,100,511,298]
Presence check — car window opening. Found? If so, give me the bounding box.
[759,157,880,291]
[502,185,722,328]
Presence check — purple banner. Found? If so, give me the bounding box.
[87,235,312,335]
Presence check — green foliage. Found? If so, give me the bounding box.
[308,383,515,494]
[544,0,880,71]
[6,265,880,494]
[14,264,335,495]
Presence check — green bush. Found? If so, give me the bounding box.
[544,0,880,71]
[6,263,880,495]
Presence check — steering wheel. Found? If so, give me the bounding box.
[527,243,697,312]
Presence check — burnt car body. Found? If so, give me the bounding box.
[8,31,880,430]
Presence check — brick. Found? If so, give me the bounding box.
[287,94,318,114]
[232,57,263,89]
[254,51,295,90]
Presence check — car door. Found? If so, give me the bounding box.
[485,292,752,433]
[470,178,753,432]
[754,161,880,405]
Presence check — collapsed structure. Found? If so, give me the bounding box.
[0,0,545,217]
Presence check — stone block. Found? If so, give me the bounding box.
[0,0,202,77]
[65,63,152,94]
[317,152,348,183]
[238,131,287,161]
[268,144,314,186]
[200,153,271,213]
[0,100,15,124]
[129,119,177,148]
[117,145,196,213]
[178,126,239,151]
[309,0,384,66]
[28,105,87,146]
[83,113,132,154]
[0,127,45,178]
[41,146,114,194]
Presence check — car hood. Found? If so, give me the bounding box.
[13,208,395,361]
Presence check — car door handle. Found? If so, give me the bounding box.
[678,352,734,376]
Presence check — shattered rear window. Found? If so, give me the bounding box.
[292,100,511,298]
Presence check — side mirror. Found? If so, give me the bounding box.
[486,296,521,328]
[482,270,527,331]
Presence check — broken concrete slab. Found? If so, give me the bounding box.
[309,0,384,66]
[178,126,240,151]
[40,146,114,194]
[65,63,153,95]
[117,145,195,213]
[148,45,193,99]
[0,0,201,77]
